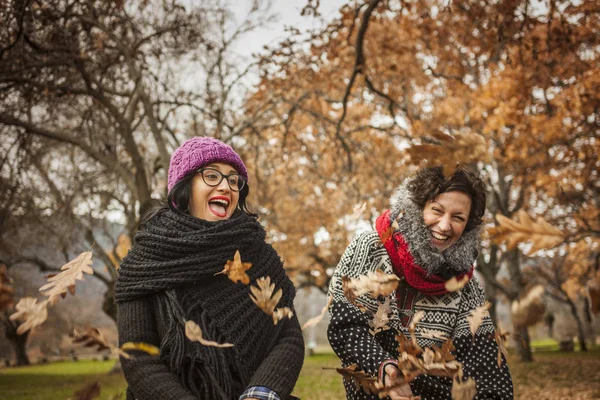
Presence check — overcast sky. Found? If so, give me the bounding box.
[229,0,348,58]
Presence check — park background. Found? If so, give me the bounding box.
[0,0,599,398]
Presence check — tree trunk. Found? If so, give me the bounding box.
[4,319,31,366]
[566,298,587,352]
[515,326,533,362]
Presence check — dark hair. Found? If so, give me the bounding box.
[138,170,256,230]
[406,165,486,231]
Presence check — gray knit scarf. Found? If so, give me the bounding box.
[389,182,479,278]
[115,209,295,399]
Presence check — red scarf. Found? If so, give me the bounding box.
[375,210,474,296]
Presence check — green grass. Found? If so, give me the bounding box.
[1,350,599,399]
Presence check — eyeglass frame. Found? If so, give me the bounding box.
[195,167,246,192]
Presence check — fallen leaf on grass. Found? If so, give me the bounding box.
[215,250,252,285]
[185,320,234,348]
[73,380,101,400]
[39,251,94,304]
[9,297,48,334]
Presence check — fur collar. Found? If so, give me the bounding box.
[389,182,479,278]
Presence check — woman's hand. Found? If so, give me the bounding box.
[384,364,414,400]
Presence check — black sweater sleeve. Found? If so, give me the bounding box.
[246,313,305,399]
[117,296,197,400]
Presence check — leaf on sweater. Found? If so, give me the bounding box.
[215,250,252,285]
[451,373,477,400]
[369,297,392,335]
[302,295,333,330]
[466,301,491,339]
[445,275,470,293]
[120,342,160,357]
[39,251,94,304]
[9,297,49,334]
[249,276,294,325]
[488,210,564,255]
[185,320,234,348]
[73,380,101,400]
[348,269,400,300]
[0,264,14,312]
[73,327,110,351]
[335,364,379,395]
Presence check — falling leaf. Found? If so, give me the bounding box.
[445,275,470,293]
[73,327,110,352]
[185,320,234,348]
[406,131,490,176]
[369,297,392,335]
[466,301,491,339]
[409,310,425,331]
[420,329,448,341]
[39,251,94,304]
[215,250,252,285]
[511,285,545,329]
[396,333,423,357]
[488,210,564,255]
[335,364,379,395]
[350,202,367,223]
[342,276,358,305]
[494,330,510,367]
[120,342,160,356]
[349,269,400,299]
[9,297,49,334]
[302,296,333,330]
[272,307,294,324]
[250,276,282,315]
[451,374,477,400]
[73,380,101,400]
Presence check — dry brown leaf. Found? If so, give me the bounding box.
[420,329,449,341]
[445,275,470,293]
[120,342,160,356]
[369,297,392,335]
[488,210,565,255]
[215,250,252,285]
[342,276,358,305]
[39,251,94,304]
[511,285,545,329]
[250,276,281,314]
[336,364,379,395]
[73,327,110,352]
[406,131,490,176]
[73,380,101,400]
[396,332,423,357]
[351,202,367,223]
[302,295,333,330]
[272,307,294,324]
[185,320,234,348]
[466,301,491,339]
[350,269,400,299]
[494,330,510,367]
[451,375,477,400]
[9,297,49,334]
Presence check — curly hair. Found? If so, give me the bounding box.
[406,165,487,231]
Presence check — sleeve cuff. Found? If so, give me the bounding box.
[239,386,281,400]
[378,358,400,382]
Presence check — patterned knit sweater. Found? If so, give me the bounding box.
[327,231,513,400]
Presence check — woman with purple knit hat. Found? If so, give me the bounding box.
[115,137,304,400]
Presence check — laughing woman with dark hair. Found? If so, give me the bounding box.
[327,166,513,400]
[115,137,304,400]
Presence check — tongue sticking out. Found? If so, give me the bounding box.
[209,202,227,217]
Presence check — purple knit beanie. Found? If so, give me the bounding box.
[167,137,248,192]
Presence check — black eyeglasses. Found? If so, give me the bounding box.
[196,168,246,192]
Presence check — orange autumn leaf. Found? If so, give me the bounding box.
[215,250,252,285]
[185,320,234,348]
[249,276,294,325]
